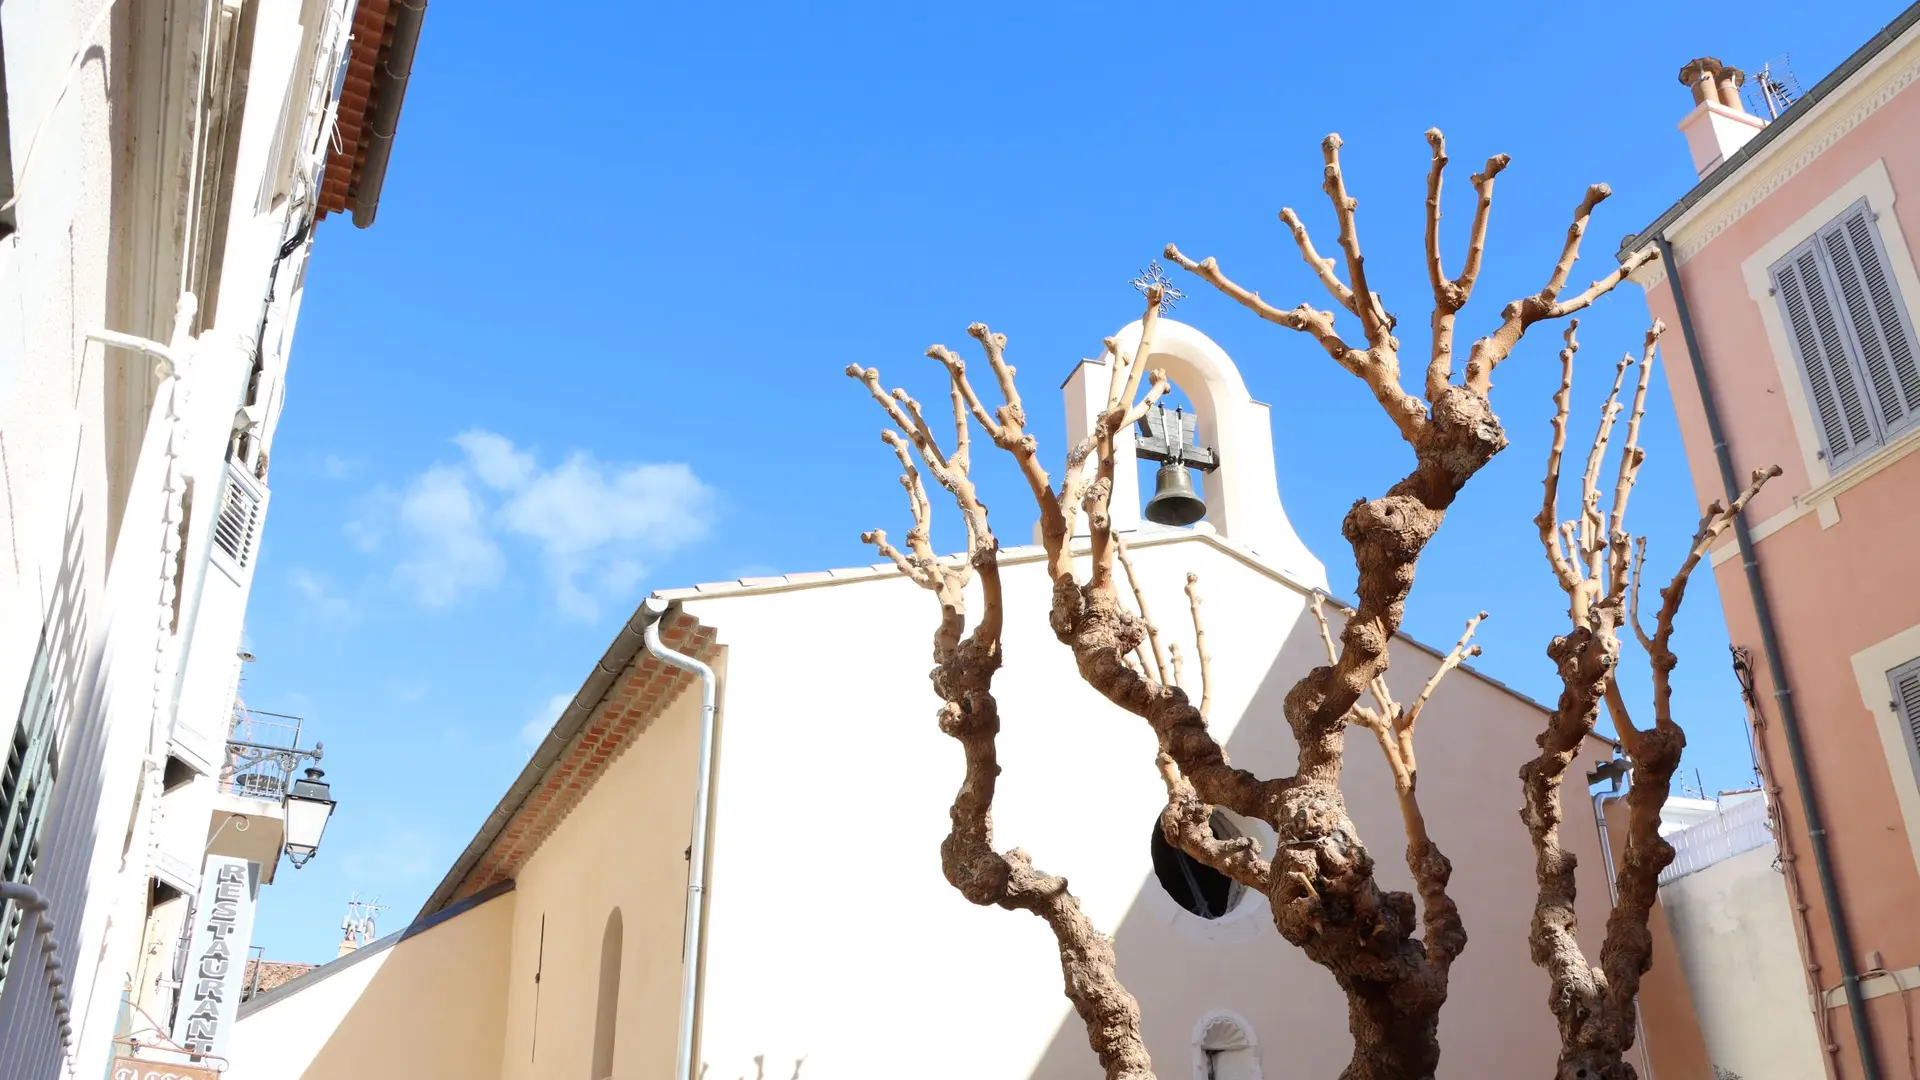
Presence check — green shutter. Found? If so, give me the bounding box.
[0,630,59,997]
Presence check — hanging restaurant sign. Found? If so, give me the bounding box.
[168,855,260,1060]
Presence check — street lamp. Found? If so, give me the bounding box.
[283,768,336,869]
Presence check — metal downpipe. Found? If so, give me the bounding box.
[1655,235,1882,1080]
[642,600,719,1080]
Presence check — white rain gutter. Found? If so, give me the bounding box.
[0,883,74,1061]
[641,598,719,1080]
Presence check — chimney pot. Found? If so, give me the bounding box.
[1679,56,1724,104]
[1675,55,1765,177]
[1716,66,1749,113]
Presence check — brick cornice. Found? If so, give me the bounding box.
[448,613,718,902]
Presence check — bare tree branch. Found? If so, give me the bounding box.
[861,130,1652,1080]
[1463,185,1656,394]
[1401,611,1486,749]
[1310,593,1343,667]
[850,361,1156,1080]
[1317,135,1390,345]
[1537,323,1583,596]
[1604,324,1662,599]
[1157,753,1274,892]
[1279,206,1356,317]
[1185,573,1212,720]
[1520,314,1779,1076]
[1115,540,1170,685]
[1424,130,1512,400]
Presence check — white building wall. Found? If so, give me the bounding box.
[0,0,358,1075]
[1659,846,1828,1080]
[682,534,1620,1080]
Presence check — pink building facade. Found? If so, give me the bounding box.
[1622,7,1920,1079]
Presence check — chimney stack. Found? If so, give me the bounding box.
[1677,57,1766,178]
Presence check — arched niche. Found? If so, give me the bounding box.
[1191,1009,1263,1080]
[1062,318,1327,590]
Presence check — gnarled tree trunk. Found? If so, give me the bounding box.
[1520,321,1777,1078]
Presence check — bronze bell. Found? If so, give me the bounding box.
[1144,460,1207,526]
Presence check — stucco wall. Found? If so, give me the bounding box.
[494,662,710,1080]
[0,1,129,1067]
[682,534,1618,1080]
[1635,25,1920,1076]
[226,887,516,1080]
[1659,847,1827,1080]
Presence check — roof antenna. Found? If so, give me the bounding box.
[1748,55,1801,120]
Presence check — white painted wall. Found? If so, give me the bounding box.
[0,1,358,1075]
[226,888,516,1080]
[682,532,1618,1080]
[1659,846,1827,1080]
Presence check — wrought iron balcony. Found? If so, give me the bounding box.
[220,706,322,802]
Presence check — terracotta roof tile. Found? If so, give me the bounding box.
[446,618,718,902]
[317,0,396,218]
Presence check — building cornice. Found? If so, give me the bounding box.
[1673,49,1920,264]
[1622,3,1920,269]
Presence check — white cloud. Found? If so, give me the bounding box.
[520,690,575,746]
[454,430,535,491]
[491,454,713,619]
[321,453,356,479]
[290,569,356,623]
[364,431,713,616]
[393,464,505,607]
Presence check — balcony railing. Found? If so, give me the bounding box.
[221,706,321,802]
[1658,794,1775,885]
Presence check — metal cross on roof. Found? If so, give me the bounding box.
[1130,261,1186,314]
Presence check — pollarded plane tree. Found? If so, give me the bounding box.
[1519,321,1776,1080]
[850,128,1652,1080]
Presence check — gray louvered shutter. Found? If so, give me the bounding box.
[1819,201,1920,439]
[1773,238,1880,467]
[1891,658,1920,791]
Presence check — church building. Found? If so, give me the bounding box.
[224,318,1623,1080]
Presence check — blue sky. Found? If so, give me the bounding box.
[237,1,1904,960]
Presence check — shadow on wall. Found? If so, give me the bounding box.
[1023,597,1600,1080]
[702,1053,807,1080]
[0,489,103,1073]
[231,885,513,1080]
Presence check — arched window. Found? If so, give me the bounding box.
[1151,812,1247,919]
[592,908,623,1079]
[1193,1012,1261,1080]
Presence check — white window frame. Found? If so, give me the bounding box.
[1850,624,1920,880]
[1742,159,1920,527]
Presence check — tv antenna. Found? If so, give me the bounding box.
[1748,56,1801,120]
[341,893,389,949]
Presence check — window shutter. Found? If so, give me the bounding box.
[211,463,268,573]
[1891,658,1920,791]
[0,631,59,997]
[1820,202,1920,438]
[1773,240,1880,466]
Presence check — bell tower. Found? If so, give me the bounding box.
[1059,318,1328,591]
